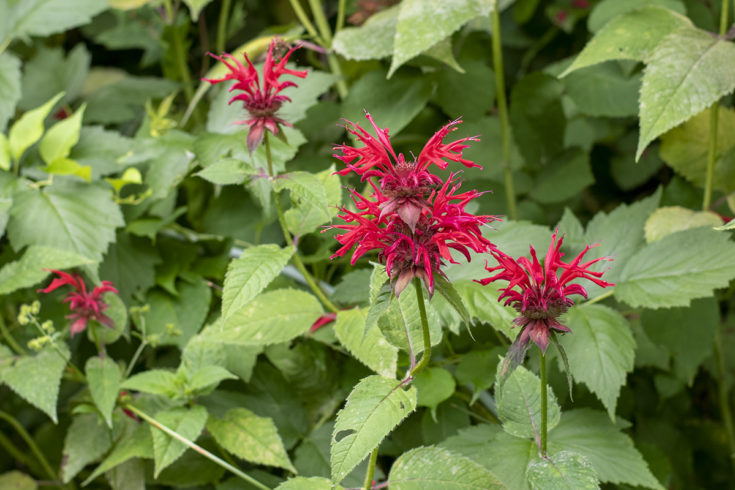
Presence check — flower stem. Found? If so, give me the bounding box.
[336,0,346,33]
[584,288,615,306]
[264,133,339,314]
[124,339,147,379]
[363,446,379,490]
[288,0,324,44]
[539,349,548,456]
[306,0,348,98]
[215,0,232,53]
[164,0,194,103]
[0,409,59,483]
[124,404,270,490]
[409,278,431,378]
[490,0,518,221]
[715,328,735,474]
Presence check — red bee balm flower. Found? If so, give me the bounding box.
[477,232,613,355]
[204,39,308,152]
[38,270,118,337]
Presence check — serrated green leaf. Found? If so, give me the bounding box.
[331,375,417,483]
[2,344,68,422]
[195,158,248,185]
[143,280,212,347]
[644,206,721,243]
[8,92,64,163]
[221,245,293,321]
[283,165,341,235]
[526,451,599,490]
[616,227,735,308]
[334,308,398,378]
[84,422,153,485]
[389,0,493,77]
[19,45,90,112]
[207,408,295,471]
[561,304,635,418]
[637,26,735,160]
[121,369,178,397]
[496,361,560,439]
[551,409,664,489]
[333,6,398,60]
[587,0,685,32]
[0,52,22,133]
[274,171,331,236]
[211,288,322,345]
[2,0,108,41]
[185,365,236,392]
[0,245,94,295]
[86,356,122,428]
[453,281,517,340]
[99,232,161,305]
[60,413,113,483]
[435,59,495,119]
[389,446,506,489]
[378,281,442,354]
[151,405,208,477]
[39,104,86,165]
[276,477,342,489]
[413,368,456,418]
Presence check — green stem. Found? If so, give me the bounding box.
[165,1,194,103]
[490,0,518,221]
[0,410,59,482]
[288,0,324,44]
[90,323,102,355]
[0,315,25,355]
[715,329,735,472]
[124,340,147,379]
[363,447,379,490]
[216,0,232,53]
[584,288,615,306]
[306,0,348,98]
[264,133,339,314]
[539,349,548,456]
[124,404,270,490]
[409,278,431,378]
[336,0,346,33]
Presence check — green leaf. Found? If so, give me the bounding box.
[0,471,36,490]
[637,26,735,160]
[587,0,685,32]
[388,0,493,77]
[0,245,93,295]
[207,408,295,471]
[334,308,398,378]
[85,75,177,125]
[195,158,248,185]
[526,451,599,490]
[60,413,113,483]
[184,365,236,393]
[151,405,208,477]
[533,149,594,204]
[561,304,635,418]
[277,477,342,490]
[40,104,86,165]
[182,0,212,19]
[333,6,398,60]
[455,349,502,403]
[562,7,691,76]
[0,134,9,172]
[378,280,442,354]
[563,63,640,118]
[453,281,517,340]
[435,59,495,120]
[274,171,330,235]
[19,45,90,111]
[86,356,122,428]
[331,375,417,483]
[0,53,21,133]
[2,344,68,422]
[99,232,161,305]
[433,274,472,330]
[121,369,178,397]
[221,245,293,321]
[84,422,153,485]
[1,0,108,41]
[389,446,506,489]
[282,166,341,235]
[551,409,664,489]
[615,227,735,308]
[644,206,722,243]
[413,368,456,417]
[496,362,561,439]
[143,280,212,347]
[210,288,322,345]
[278,69,337,125]
[8,92,64,163]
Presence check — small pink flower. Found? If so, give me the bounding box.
[477,232,613,355]
[310,313,337,333]
[204,39,308,153]
[38,270,118,337]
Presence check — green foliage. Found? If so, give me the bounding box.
[150,405,208,476]
[526,451,599,490]
[334,308,398,378]
[86,356,122,427]
[0,245,93,295]
[60,413,113,483]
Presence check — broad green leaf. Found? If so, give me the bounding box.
[0,245,93,295]
[221,245,293,321]
[60,413,113,483]
[86,356,122,428]
[334,308,398,378]
[182,0,212,19]
[8,92,64,163]
[496,362,561,439]
[207,408,295,471]
[562,7,691,76]
[184,365,236,393]
[278,69,337,124]
[659,107,735,193]
[435,59,495,120]
[282,165,341,235]
[151,405,208,477]
[413,368,456,418]
[644,206,721,243]
[333,6,398,60]
[533,149,594,204]
[551,409,664,489]
[99,232,161,305]
[195,158,248,185]
[1,0,108,41]
[433,274,471,330]
[2,344,69,422]
[526,451,599,490]
[389,446,506,489]
[85,75,177,125]
[121,369,178,397]
[84,422,153,485]
[563,63,640,118]
[561,304,635,418]
[208,288,322,345]
[90,291,127,345]
[389,0,493,77]
[42,158,91,182]
[0,53,21,132]
[19,45,90,111]
[143,280,212,347]
[587,0,685,32]
[273,171,330,235]
[455,349,502,403]
[277,477,342,489]
[615,227,735,308]
[377,280,442,354]
[0,471,36,490]
[453,281,517,340]
[39,104,86,165]
[637,26,735,160]
[331,375,417,483]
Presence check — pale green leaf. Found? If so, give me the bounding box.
[43,158,91,182]
[551,409,664,489]
[526,451,599,490]
[496,362,560,439]
[0,471,36,490]
[587,0,685,32]
[39,104,86,165]
[185,365,236,392]
[182,0,212,19]
[615,227,735,308]
[377,280,442,354]
[331,375,417,483]
[195,158,248,185]
[143,280,212,347]
[121,369,178,397]
[274,171,331,236]
[276,477,342,489]
[333,6,399,60]
[2,0,108,41]
[19,45,90,111]
[0,53,21,133]
[207,408,295,471]
[413,368,456,416]
[60,413,113,483]
[334,308,398,378]
[221,245,293,321]
[151,405,208,477]
[389,446,506,489]
[283,166,341,235]
[644,206,722,243]
[8,92,64,162]
[83,422,153,485]
[637,26,735,160]
[560,304,635,418]
[0,245,94,295]
[86,356,122,428]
